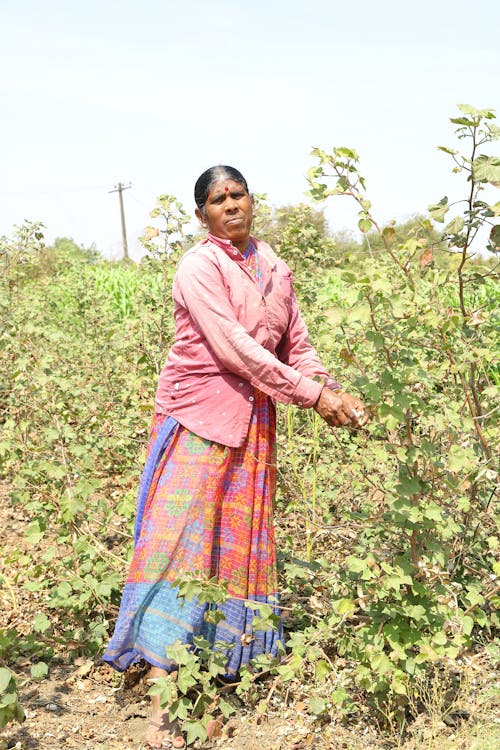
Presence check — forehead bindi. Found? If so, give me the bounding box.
[208,180,245,201]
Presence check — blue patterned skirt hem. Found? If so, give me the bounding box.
[102,579,284,675]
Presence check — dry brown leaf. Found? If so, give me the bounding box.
[420,248,433,267]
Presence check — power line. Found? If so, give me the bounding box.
[109,182,132,261]
[0,184,111,195]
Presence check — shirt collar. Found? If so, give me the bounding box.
[204,233,276,272]
[205,232,247,259]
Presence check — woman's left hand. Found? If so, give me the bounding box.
[313,388,370,429]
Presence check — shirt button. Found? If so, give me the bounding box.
[298,401,302,406]
[249,396,254,402]
[233,249,238,255]
[238,382,244,388]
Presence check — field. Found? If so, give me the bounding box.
[1,106,499,748]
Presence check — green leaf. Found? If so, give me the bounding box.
[334,146,358,160]
[256,698,268,715]
[0,692,17,706]
[335,598,356,616]
[33,613,51,634]
[176,669,197,694]
[347,557,368,574]
[276,663,296,681]
[406,604,426,621]
[428,197,449,223]
[314,659,331,683]
[473,155,500,184]
[432,630,448,646]
[415,643,440,663]
[391,674,407,695]
[25,520,45,545]
[448,444,476,472]
[461,615,474,636]
[366,330,385,349]
[370,651,392,675]
[450,116,475,127]
[15,703,26,724]
[170,696,191,721]
[309,696,328,715]
[191,692,211,718]
[358,218,372,233]
[457,103,494,118]
[147,679,174,706]
[379,403,406,430]
[0,668,13,694]
[218,697,236,718]
[438,146,459,156]
[307,166,323,181]
[331,687,349,707]
[444,216,465,235]
[423,503,443,522]
[183,719,207,745]
[382,226,396,243]
[30,662,48,681]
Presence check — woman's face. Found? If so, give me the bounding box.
[196,178,254,252]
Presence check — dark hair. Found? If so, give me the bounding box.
[194,165,249,212]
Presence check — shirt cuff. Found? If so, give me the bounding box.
[292,376,324,408]
[324,377,342,392]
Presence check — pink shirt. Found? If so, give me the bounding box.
[155,233,340,447]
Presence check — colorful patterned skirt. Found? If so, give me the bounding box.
[103,389,284,675]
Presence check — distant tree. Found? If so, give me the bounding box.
[330,228,363,258]
[50,236,100,262]
[252,200,339,276]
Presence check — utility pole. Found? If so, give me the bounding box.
[109,182,132,260]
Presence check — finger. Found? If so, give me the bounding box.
[326,414,344,428]
[336,411,350,426]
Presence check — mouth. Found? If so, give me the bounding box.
[226,217,245,226]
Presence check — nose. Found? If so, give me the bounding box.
[225,197,238,212]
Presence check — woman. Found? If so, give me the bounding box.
[103,166,368,748]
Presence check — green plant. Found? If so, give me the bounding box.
[138,194,193,376]
[148,639,235,746]
[293,104,499,716]
[0,668,24,728]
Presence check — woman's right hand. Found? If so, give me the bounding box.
[313,388,370,429]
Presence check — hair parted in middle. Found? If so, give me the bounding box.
[194,166,249,213]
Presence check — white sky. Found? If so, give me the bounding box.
[1,0,499,259]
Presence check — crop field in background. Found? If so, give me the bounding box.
[0,105,498,749]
